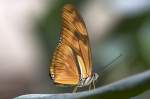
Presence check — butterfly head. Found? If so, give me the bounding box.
[93,73,99,81]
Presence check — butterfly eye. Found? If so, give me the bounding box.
[94,73,99,81]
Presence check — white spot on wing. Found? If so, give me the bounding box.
[77,55,86,78]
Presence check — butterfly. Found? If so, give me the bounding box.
[49,4,99,92]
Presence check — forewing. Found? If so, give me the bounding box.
[50,4,93,86]
[62,4,93,77]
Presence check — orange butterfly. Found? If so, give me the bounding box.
[49,4,98,92]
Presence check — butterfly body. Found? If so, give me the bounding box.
[77,73,99,87]
[49,4,98,89]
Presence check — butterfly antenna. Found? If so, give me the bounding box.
[99,54,122,77]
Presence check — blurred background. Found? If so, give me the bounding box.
[0,0,150,99]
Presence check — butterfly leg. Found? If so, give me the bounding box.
[92,80,95,90]
[73,86,78,93]
[89,83,92,91]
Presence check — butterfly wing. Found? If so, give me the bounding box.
[62,4,93,77]
[50,4,92,86]
[50,43,79,85]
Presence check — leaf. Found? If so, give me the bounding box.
[15,70,150,99]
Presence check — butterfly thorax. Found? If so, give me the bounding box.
[78,73,99,87]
